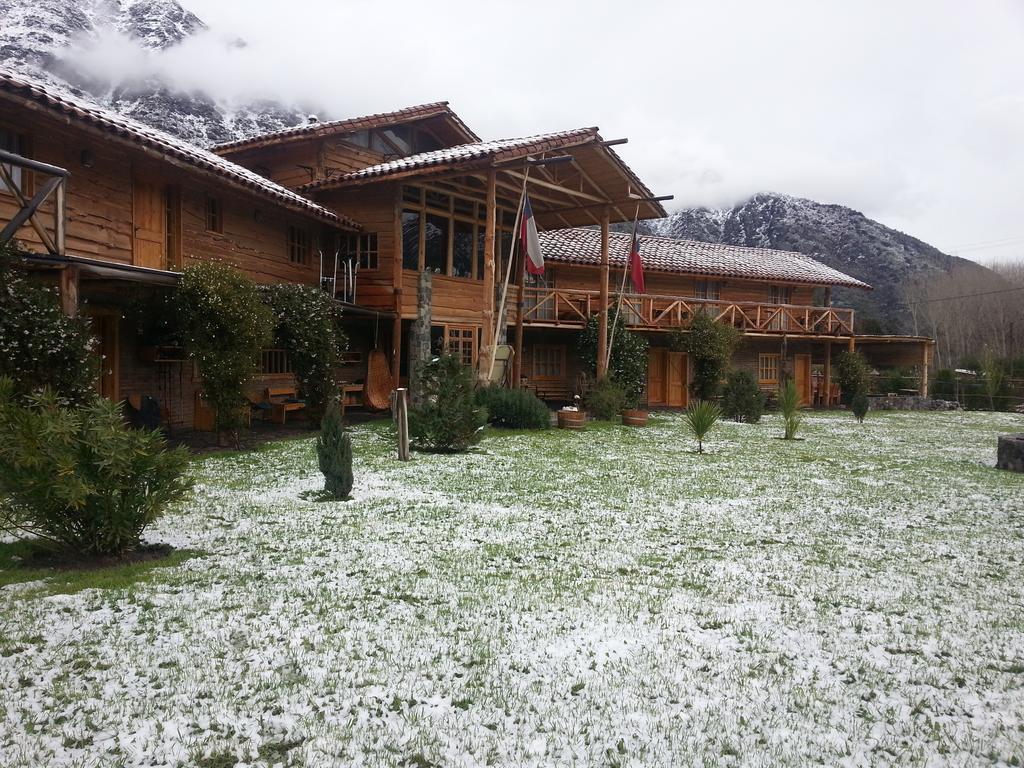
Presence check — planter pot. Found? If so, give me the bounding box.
[557,410,586,430]
[621,409,649,427]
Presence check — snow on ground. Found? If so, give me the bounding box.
[1,411,1023,767]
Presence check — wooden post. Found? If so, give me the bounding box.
[396,387,411,461]
[58,265,79,317]
[920,341,930,397]
[597,208,610,379]
[823,341,832,408]
[392,190,404,382]
[54,179,66,255]
[513,245,525,388]
[479,168,497,383]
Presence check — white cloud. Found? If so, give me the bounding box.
[62,0,1024,262]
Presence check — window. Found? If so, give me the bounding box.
[261,349,292,375]
[452,220,474,278]
[533,345,565,380]
[759,354,780,385]
[0,128,29,194]
[288,225,311,265]
[444,325,477,367]
[165,186,181,269]
[424,213,449,273]
[694,280,722,300]
[769,285,793,330]
[524,271,555,321]
[401,210,421,270]
[204,196,223,233]
[357,233,378,270]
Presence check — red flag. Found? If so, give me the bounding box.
[629,233,646,293]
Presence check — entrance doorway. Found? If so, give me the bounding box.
[794,354,812,406]
[647,348,687,407]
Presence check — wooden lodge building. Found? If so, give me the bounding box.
[1,67,933,427]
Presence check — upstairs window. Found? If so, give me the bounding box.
[204,196,223,233]
[288,225,311,265]
[694,280,722,300]
[770,285,793,305]
[0,128,30,194]
[342,232,379,270]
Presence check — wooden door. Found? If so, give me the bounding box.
[133,176,165,269]
[794,354,812,406]
[667,351,687,407]
[647,348,666,405]
[91,314,120,402]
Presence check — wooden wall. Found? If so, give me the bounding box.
[222,139,386,190]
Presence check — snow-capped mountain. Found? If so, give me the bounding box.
[639,193,988,334]
[0,0,308,146]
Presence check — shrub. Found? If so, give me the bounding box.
[0,379,192,557]
[851,392,869,423]
[585,377,627,420]
[0,242,97,404]
[476,386,550,429]
[981,347,1007,411]
[317,401,353,499]
[676,312,740,400]
[779,379,803,439]
[684,399,721,453]
[408,354,487,452]
[176,262,274,435]
[577,314,649,408]
[835,350,871,407]
[265,284,348,425]
[721,370,766,423]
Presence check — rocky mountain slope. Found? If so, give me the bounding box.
[639,193,989,334]
[0,0,307,145]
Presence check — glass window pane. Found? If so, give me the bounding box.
[453,220,474,279]
[453,197,474,217]
[402,210,420,270]
[425,190,449,211]
[476,228,485,280]
[424,213,449,273]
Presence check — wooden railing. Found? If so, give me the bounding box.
[0,148,68,255]
[521,288,856,336]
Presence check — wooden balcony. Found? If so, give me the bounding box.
[520,288,856,336]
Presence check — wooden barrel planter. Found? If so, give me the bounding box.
[557,409,586,430]
[621,409,649,427]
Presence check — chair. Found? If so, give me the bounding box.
[490,345,514,387]
[363,350,394,411]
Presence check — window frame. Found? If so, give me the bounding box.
[532,344,566,381]
[443,324,478,367]
[0,126,33,196]
[204,195,223,234]
[758,353,780,386]
[288,224,312,265]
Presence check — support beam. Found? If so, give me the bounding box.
[58,265,79,317]
[921,341,930,397]
[391,191,404,380]
[513,236,525,388]
[824,341,832,408]
[597,208,610,378]
[479,168,497,382]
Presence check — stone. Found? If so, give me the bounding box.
[997,434,1024,473]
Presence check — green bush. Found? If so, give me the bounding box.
[317,401,353,499]
[684,399,721,453]
[0,242,97,404]
[779,379,803,439]
[476,386,550,429]
[585,377,627,420]
[409,354,487,452]
[176,262,274,435]
[265,283,348,425]
[835,350,871,407]
[851,392,870,423]
[675,312,740,400]
[0,379,192,557]
[577,314,649,407]
[721,370,766,423]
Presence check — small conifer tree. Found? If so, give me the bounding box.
[851,392,870,423]
[316,401,353,499]
[408,354,486,452]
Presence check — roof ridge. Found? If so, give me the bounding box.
[581,227,832,263]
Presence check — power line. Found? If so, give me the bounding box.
[905,283,1024,305]
[950,234,1024,252]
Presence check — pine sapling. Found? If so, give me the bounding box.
[317,401,353,499]
[851,392,869,423]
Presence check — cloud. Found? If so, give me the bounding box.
[61,0,1024,262]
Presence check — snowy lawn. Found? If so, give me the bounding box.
[2,410,1023,767]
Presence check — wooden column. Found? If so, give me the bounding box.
[513,235,525,388]
[848,336,856,352]
[58,265,79,317]
[597,208,610,379]
[479,168,497,383]
[391,190,404,380]
[823,341,832,408]
[921,341,930,397]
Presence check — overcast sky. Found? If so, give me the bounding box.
[103,0,1024,262]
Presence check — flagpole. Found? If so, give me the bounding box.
[605,203,641,374]
[487,166,531,382]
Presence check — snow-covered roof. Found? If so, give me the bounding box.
[0,67,357,229]
[540,228,872,290]
[298,128,603,190]
[211,102,480,154]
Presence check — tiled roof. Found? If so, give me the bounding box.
[211,101,480,153]
[539,228,871,289]
[298,128,600,191]
[0,68,357,229]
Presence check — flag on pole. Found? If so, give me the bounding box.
[629,232,646,293]
[521,194,545,275]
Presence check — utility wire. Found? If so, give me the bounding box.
[905,283,1024,305]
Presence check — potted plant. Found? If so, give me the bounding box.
[557,394,586,429]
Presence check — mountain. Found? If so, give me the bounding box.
[0,0,308,146]
[643,193,990,334]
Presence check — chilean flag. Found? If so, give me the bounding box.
[521,194,545,275]
[629,232,646,293]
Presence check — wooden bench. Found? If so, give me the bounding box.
[529,381,573,405]
[265,386,305,425]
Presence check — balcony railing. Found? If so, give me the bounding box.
[521,288,856,336]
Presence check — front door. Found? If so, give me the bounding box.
[647,348,666,405]
[133,175,165,269]
[667,351,687,407]
[90,313,120,402]
[794,354,812,406]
